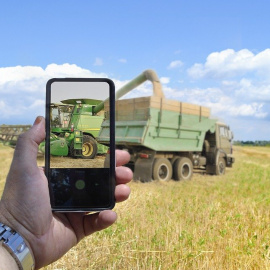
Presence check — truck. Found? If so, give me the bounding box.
[98,69,235,182]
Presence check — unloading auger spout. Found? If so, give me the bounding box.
[93,69,165,114]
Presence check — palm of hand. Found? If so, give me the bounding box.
[0,118,132,269]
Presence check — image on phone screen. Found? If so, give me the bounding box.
[45,78,115,211]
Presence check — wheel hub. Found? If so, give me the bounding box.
[82,142,93,157]
[159,165,168,180]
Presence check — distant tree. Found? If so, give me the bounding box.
[233,140,270,146]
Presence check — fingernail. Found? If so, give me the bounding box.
[33,116,43,125]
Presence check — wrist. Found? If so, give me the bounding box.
[0,201,36,256]
[0,243,19,270]
[0,221,35,270]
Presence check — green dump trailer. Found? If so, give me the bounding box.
[98,69,235,182]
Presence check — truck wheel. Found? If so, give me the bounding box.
[173,157,193,181]
[216,157,226,175]
[82,135,98,159]
[152,158,172,181]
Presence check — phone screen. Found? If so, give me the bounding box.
[45,78,115,211]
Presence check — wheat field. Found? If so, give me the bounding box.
[1,144,270,269]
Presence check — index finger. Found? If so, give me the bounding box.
[116,150,130,167]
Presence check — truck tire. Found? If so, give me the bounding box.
[152,158,172,181]
[173,157,193,181]
[82,135,98,159]
[215,157,226,175]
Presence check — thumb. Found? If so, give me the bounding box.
[12,116,45,166]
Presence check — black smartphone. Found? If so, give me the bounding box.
[45,78,115,211]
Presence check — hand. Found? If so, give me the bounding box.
[0,116,133,269]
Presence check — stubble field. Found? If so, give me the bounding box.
[1,144,270,269]
[50,155,105,168]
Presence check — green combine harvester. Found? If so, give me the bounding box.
[0,99,109,159]
[46,98,108,159]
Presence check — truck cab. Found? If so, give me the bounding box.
[204,122,235,175]
[216,122,234,155]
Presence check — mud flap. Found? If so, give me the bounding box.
[206,149,226,174]
[206,147,217,174]
[133,151,156,182]
[206,164,216,174]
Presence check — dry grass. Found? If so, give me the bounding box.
[1,144,270,269]
[0,144,14,195]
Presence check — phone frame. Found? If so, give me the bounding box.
[45,78,115,212]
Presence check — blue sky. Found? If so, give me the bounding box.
[1,0,270,140]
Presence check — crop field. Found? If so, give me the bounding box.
[1,144,270,269]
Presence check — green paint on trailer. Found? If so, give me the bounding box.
[99,107,217,152]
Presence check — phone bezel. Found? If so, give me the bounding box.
[45,78,115,212]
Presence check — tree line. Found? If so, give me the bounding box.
[233,140,270,146]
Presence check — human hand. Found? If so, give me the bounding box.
[0,116,133,269]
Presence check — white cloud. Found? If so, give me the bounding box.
[167,60,183,69]
[0,62,269,140]
[93,57,103,66]
[219,77,270,103]
[0,99,29,120]
[29,99,45,108]
[0,65,44,84]
[0,63,107,94]
[161,85,268,120]
[231,103,267,118]
[236,79,270,102]
[0,100,9,118]
[188,48,270,79]
[0,63,109,124]
[0,63,160,122]
[45,63,100,77]
[182,49,270,138]
[118,58,127,63]
[160,77,170,84]
[205,101,267,119]
[0,66,45,93]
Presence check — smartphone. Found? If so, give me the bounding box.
[45,78,115,211]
